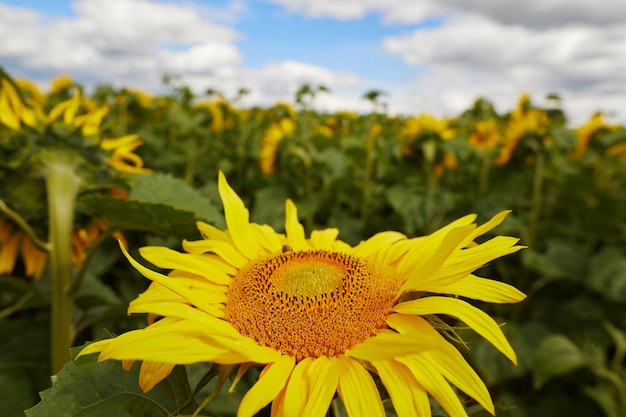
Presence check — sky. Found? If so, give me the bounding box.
[1,0,625,125]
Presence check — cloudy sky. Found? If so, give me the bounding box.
[1,0,624,125]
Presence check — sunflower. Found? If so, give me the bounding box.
[99,134,152,174]
[258,118,295,175]
[0,218,47,280]
[79,172,525,417]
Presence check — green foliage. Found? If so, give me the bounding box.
[25,345,196,417]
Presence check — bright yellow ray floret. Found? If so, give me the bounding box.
[79,171,525,417]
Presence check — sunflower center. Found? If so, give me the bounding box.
[226,250,402,361]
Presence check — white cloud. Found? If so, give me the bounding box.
[0,0,624,125]
[0,0,369,114]
[266,0,444,23]
[381,12,626,123]
[0,0,240,86]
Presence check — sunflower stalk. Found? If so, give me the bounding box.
[44,151,80,374]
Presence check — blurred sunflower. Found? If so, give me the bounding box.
[99,134,151,174]
[468,119,503,152]
[0,218,47,280]
[258,117,296,175]
[572,112,621,157]
[496,108,550,166]
[80,172,526,417]
[49,74,75,95]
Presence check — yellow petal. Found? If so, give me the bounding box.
[120,241,224,316]
[421,349,494,414]
[336,356,385,417]
[252,223,282,253]
[394,296,517,364]
[0,232,20,274]
[0,91,21,130]
[282,357,312,416]
[95,322,232,364]
[428,214,477,241]
[270,386,287,417]
[468,210,511,242]
[435,275,527,303]
[399,225,476,291]
[309,228,339,250]
[353,231,407,259]
[446,236,522,266]
[347,332,438,361]
[284,199,308,251]
[371,359,430,417]
[196,220,232,242]
[387,314,493,413]
[218,171,260,259]
[302,356,339,417]
[139,246,232,285]
[238,356,295,417]
[182,239,248,268]
[138,361,175,392]
[128,297,227,325]
[77,338,113,358]
[398,355,468,417]
[130,279,226,308]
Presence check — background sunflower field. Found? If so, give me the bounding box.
[1,67,626,417]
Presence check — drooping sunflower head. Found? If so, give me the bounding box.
[80,171,526,417]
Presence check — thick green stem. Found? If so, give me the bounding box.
[45,155,80,374]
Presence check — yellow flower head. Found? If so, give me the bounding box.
[16,79,47,107]
[401,114,456,142]
[496,109,549,165]
[469,119,503,151]
[0,219,47,280]
[259,118,296,175]
[0,78,25,130]
[99,134,151,174]
[49,74,74,95]
[79,172,526,417]
[572,113,621,157]
[434,152,458,178]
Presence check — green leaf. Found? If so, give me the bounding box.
[130,172,222,225]
[385,184,425,235]
[588,247,626,302]
[0,369,39,416]
[25,344,196,417]
[521,239,588,281]
[464,321,550,386]
[531,334,587,389]
[251,185,288,231]
[0,315,51,415]
[80,195,200,238]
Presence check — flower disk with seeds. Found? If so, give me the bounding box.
[226,250,402,361]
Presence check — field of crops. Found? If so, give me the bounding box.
[2,66,626,417]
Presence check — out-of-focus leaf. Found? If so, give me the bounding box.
[0,315,50,415]
[385,184,425,236]
[25,344,195,417]
[521,239,588,281]
[531,334,587,389]
[251,185,288,230]
[80,195,200,238]
[130,172,222,225]
[584,381,623,417]
[587,247,626,302]
[466,321,550,386]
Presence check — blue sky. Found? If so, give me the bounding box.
[0,0,624,124]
